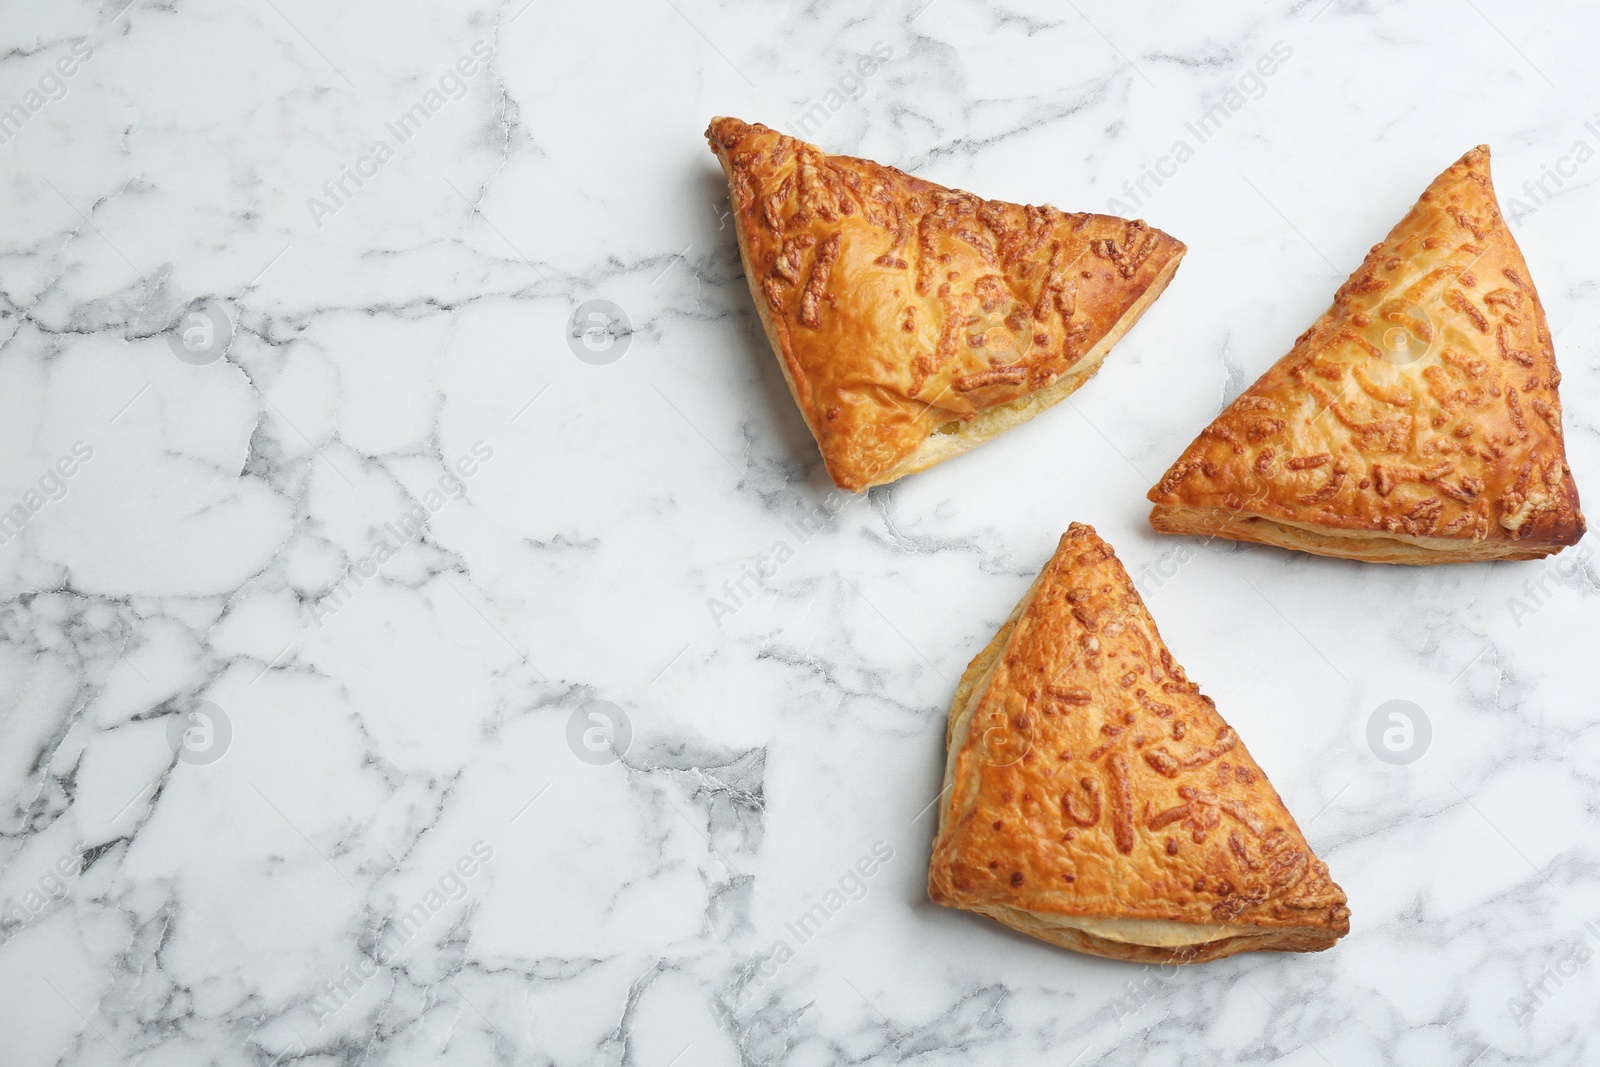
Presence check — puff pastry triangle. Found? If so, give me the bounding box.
[928,524,1349,963]
[707,117,1186,492]
[1147,146,1583,563]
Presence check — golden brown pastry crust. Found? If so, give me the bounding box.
[928,524,1349,963]
[707,117,1186,492]
[1147,146,1583,563]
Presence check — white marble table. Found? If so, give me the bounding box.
[1,1,1596,1064]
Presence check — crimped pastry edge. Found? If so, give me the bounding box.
[961,899,1340,963]
[879,250,1185,489]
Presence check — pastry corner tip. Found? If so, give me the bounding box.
[1145,479,1182,509]
[829,466,869,495]
[1062,520,1098,541]
[925,853,961,909]
[1457,143,1492,171]
[705,115,748,148]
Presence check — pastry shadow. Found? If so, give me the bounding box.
[698,164,835,497]
[1144,524,1513,589]
[910,886,1156,975]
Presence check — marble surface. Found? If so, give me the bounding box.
[1,0,1597,1064]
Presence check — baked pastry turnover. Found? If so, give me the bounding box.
[707,117,1186,492]
[1147,146,1583,563]
[928,524,1349,963]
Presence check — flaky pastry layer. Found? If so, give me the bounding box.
[1149,503,1559,563]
